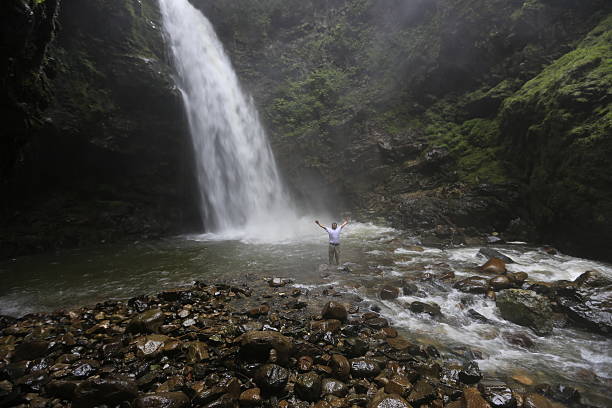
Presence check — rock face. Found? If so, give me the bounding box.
[496,290,553,336]
[1,0,197,258]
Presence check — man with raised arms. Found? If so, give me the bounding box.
[315,218,349,265]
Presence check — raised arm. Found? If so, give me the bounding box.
[315,220,327,230]
[340,217,350,228]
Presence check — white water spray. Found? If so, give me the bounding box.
[159,0,295,237]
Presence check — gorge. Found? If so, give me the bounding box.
[0,1,611,407]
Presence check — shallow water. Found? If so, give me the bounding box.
[1,222,611,406]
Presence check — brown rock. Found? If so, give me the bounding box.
[298,356,314,372]
[380,286,400,300]
[382,327,398,338]
[134,392,190,408]
[387,336,412,351]
[508,272,528,284]
[463,387,490,408]
[126,309,165,334]
[239,331,293,364]
[384,376,412,397]
[331,354,350,380]
[523,393,554,408]
[134,335,181,358]
[480,258,506,274]
[239,388,261,407]
[322,302,348,322]
[489,276,513,291]
[311,319,342,333]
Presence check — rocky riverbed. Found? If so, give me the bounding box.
[0,268,605,408]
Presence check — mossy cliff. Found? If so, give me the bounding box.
[0,0,198,257]
[195,0,611,259]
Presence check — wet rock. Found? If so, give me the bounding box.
[322,302,348,322]
[298,356,314,371]
[496,290,553,336]
[482,384,516,408]
[384,376,412,397]
[467,309,490,323]
[73,375,138,408]
[454,277,490,294]
[478,248,514,264]
[523,393,555,408]
[489,276,513,291]
[502,332,534,349]
[535,383,580,404]
[254,364,289,394]
[311,319,342,333]
[459,361,482,384]
[239,388,261,406]
[402,283,419,296]
[247,304,270,317]
[71,360,98,378]
[239,331,293,364]
[331,354,350,380]
[407,380,435,406]
[295,371,322,401]
[380,286,400,300]
[368,393,411,408]
[367,317,390,329]
[134,392,190,408]
[184,341,209,363]
[268,278,288,288]
[344,337,368,357]
[574,270,612,288]
[135,335,181,358]
[127,309,165,334]
[45,379,81,400]
[322,378,348,397]
[15,372,48,392]
[409,301,441,317]
[350,358,381,378]
[464,387,491,408]
[557,284,612,335]
[13,340,49,361]
[194,377,240,405]
[480,258,506,274]
[507,272,528,285]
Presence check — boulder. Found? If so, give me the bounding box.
[478,248,514,263]
[126,309,165,334]
[574,270,612,288]
[134,392,190,408]
[73,376,138,408]
[496,290,553,336]
[254,364,289,394]
[322,301,348,322]
[239,331,293,364]
[454,277,490,294]
[557,285,612,336]
[380,286,400,300]
[295,372,322,402]
[480,258,506,274]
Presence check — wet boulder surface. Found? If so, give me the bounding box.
[0,280,590,408]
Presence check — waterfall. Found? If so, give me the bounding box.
[159,0,294,237]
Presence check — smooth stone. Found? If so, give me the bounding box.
[368,393,413,408]
[384,375,412,396]
[239,388,261,406]
[134,335,181,358]
[239,331,293,364]
[454,277,490,294]
[344,337,368,357]
[134,392,190,408]
[380,285,400,300]
[322,301,348,322]
[409,301,441,317]
[254,364,289,394]
[489,276,513,291]
[331,354,350,380]
[311,319,342,333]
[480,258,506,274]
[478,248,514,264]
[321,378,348,397]
[127,309,165,334]
[350,358,381,379]
[295,371,322,402]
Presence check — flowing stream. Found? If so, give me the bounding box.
[159,0,294,235]
[1,227,611,406]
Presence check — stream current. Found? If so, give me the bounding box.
[1,222,610,406]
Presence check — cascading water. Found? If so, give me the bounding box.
[159,0,293,237]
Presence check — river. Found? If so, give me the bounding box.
[1,221,610,406]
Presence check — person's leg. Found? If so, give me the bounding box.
[328,244,334,265]
[335,245,341,265]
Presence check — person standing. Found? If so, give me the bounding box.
[315,218,349,265]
